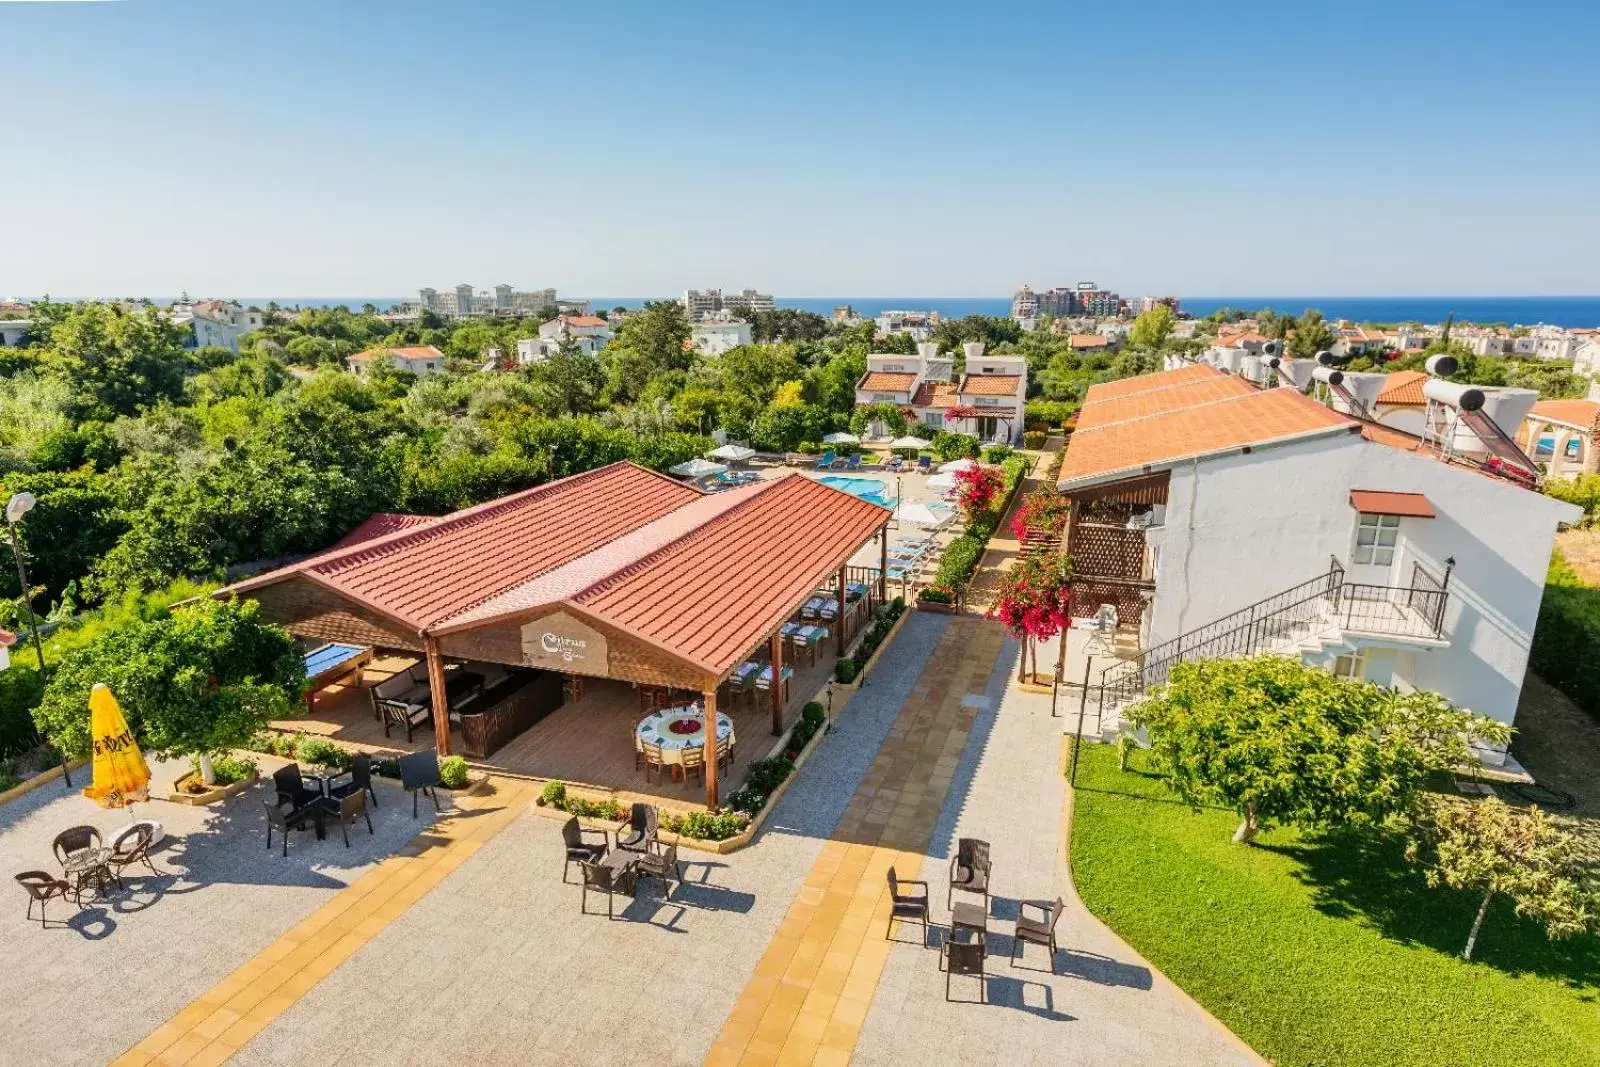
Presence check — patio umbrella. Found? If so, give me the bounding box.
[822,432,860,445]
[938,457,979,474]
[83,684,150,809]
[888,436,931,450]
[669,458,727,479]
[926,472,957,493]
[894,503,949,528]
[705,443,755,463]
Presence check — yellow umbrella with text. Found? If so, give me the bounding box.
[83,683,150,809]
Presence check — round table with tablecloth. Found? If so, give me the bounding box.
[634,705,735,766]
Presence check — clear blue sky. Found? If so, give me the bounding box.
[2,0,1596,298]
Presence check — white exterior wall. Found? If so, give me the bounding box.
[1145,430,1578,726]
[691,322,752,355]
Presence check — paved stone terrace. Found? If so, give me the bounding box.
[0,757,440,1067]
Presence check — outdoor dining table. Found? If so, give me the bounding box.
[635,705,735,766]
[846,581,869,601]
[781,622,830,665]
[62,847,115,902]
[801,596,839,621]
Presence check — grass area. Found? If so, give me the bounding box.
[1070,743,1600,1067]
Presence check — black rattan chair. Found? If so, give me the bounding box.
[616,803,657,853]
[561,816,607,883]
[272,764,321,809]
[321,791,373,847]
[948,837,991,910]
[263,799,321,857]
[106,823,159,884]
[943,937,987,1002]
[398,751,442,818]
[16,870,77,926]
[327,753,378,809]
[1011,897,1065,972]
[637,840,683,897]
[885,866,930,945]
[579,860,633,919]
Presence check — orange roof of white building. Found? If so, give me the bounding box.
[1068,334,1108,349]
[958,374,1022,396]
[349,345,444,362]
[1376,370,1429,406]
[560,315,608,328]
[1529,399,1600,432]
[858,371,917,392]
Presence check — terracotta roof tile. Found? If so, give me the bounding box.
[350,345,444,362]
[1083,364,1228,403]
[332,513,439,550]
[1529,399,1600,432]
[1068,334,1108,348]
[575,476,889,674]
[1073,374,1255,432]
[911,381,958,407]
[958,374,1022,396]
[1377,371,1429,406]
[1349,490,1435,518]
[1060,386,1351,486]
[859,371,917,392]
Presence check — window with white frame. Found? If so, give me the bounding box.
[1331,649,1365,680]
[1352,512,1399,565]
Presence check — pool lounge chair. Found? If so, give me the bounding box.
[883,454,904,472]
[844,452,861,471]
[816,450,837,469]
[916,455,932,473]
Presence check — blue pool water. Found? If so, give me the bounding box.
[818,476,892,506]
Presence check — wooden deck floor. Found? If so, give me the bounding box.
[271,647,841,811]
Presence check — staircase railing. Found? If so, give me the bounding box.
[1099,559,1346,709]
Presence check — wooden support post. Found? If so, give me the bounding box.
[703,684,720,809]
[423,636,452,757]
[837,564,849,653]
[769,630,784,736]
[879,524,889,603]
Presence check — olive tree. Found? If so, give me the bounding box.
[35,597,304,782]
[1407,795,1595,960]
[1127,655,1511,843]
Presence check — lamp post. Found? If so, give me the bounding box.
[5,493,68,786]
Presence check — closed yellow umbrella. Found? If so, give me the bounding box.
[83,683,150,809]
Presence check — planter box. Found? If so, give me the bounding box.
[0,759,89,808]
[169,768,260,806]
[915,600,957,614]
[831,607,912,696]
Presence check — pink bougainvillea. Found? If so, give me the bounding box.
[1009,490,1072,540]
[954,464,1004,520]
[990,552,1074,681]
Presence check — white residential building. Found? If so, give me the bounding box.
[516,315,613,363]
[1057,362,1577,766]
[854,342,956,433]
[873,309,941,341]
[690,318,753,356]
[0,319,30,347]
[347,344,446,376]
[418,284,559,319]
[682,288,774,322]
[1572,338,1600,378]
[853,341,1026,442]
[170,299,262,351]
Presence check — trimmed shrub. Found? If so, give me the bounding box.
[540,779,568,806]
[0,664,44,760]
[1025,400,1078,427]
[834,658,858,683]
[662,809,749,841]
[983,443,1015,464]
[933,431,981,462]
[438,755,469,789]
[917,583,955,604]
[1530,551,1600,721]
[1022,430,1047,449]
[294,736,352,770]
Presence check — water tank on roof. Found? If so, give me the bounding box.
[1425,353,1459,377]
[1423,378,1484,411]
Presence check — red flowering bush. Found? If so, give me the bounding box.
[954,465,1004,520]
[990,553,1073,681]
[1010,490,1072,540]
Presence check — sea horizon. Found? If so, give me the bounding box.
[21,294,1600,329]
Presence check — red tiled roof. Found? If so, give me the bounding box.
[859,371,917,392]
[1349,490,1435,518]
[1073,373,1255,432]
[561,315,607,327]
[573,475,888,674]
[1068,334,1108,348]
[350,345,444,362]
[1059,386,1351,486]
[331,513,439,550]
[1082,364,1226,403]
[1529,399,1600,432]
[958,374,1022,396]
[229,463,702,630]
[911,381,958,407]
[1376,371,1428,406]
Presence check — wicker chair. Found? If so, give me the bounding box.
[271,764,321,810]
[885,866,930,945]
[637,840,683,897]
[1011,897,1065,972]
[263,799,321,857]
[327,753,379,809]
[948,837,991,910]
[561,816,607,883]
[578,860,633,919]
[641,741,668,784]
[398,750,442,818]
[107,823,159,884]
[942,937,987,1002]
[15,871,75,927]
[321,791,373,847]
[616,803,657,853]
[52,825,102,867]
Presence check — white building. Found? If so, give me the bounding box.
[854,342,956,433]
[348,344,446,376]
[516,315,613,363]
[418,284,559,319]
[1057,362,1578,765]
[853,341,1026,442]
[169,299,262,351]
[0,319,30,347]
[1011,284,1039,329]
[690,319,753,356]
[873,309,941,341]
[1572,338,1600,378]
[682,288,774,322]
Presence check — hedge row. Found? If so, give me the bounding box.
[1529,551,1600,721]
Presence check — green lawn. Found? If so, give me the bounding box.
[1070,743,1600,1067]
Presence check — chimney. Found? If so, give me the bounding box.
[963,342,985,362]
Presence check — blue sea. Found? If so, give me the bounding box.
[138,294,1600,328]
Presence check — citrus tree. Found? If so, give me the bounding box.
[1407,795,1595,960]
[1127,655,1511,843]
[992,552,1073,682]
[35,597,304,782]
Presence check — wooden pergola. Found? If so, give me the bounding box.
[219,463,891,807]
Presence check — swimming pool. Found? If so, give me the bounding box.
[818,475,892,506]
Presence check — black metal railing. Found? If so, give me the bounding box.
[1098,556,1452,711]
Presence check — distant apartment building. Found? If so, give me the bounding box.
[418,284,559,319]
[853,341,1026,443]
[1013,283,1136,322]
[832,305,860,324]
[1011,284,1039,323]
[690,318,753,356]
[169,299,263,351]
[682,288,775,322]
[1136,296,1182,314]
[348,344,446,377]
[874,309,941,341]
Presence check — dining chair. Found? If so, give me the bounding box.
[679,742,706,786]
[642,741,668,784]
